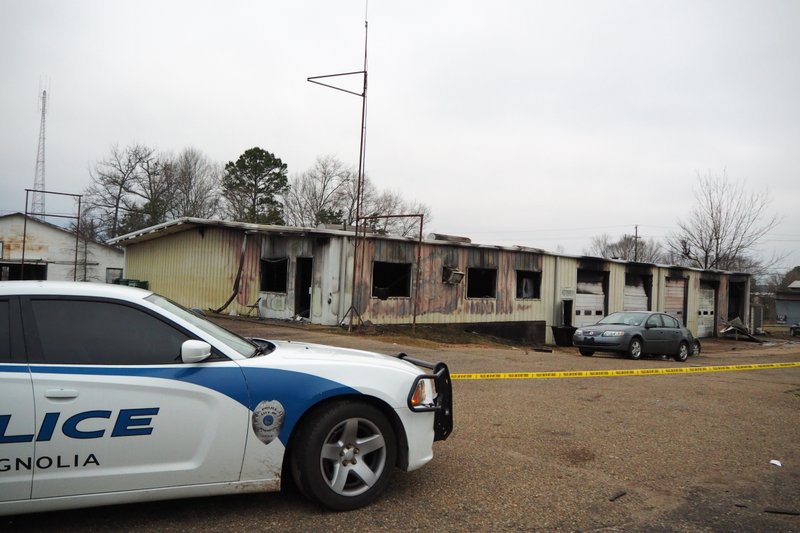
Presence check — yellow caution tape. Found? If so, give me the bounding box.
[451,362,800,380]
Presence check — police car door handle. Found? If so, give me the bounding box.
[45,389,79,399]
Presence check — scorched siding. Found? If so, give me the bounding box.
[124,227,260,314]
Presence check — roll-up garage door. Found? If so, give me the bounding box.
[623,278,649,311]
[697,286,716,337]
[665,278,686,324]
[576,281,605,327]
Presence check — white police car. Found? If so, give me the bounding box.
[0,281,452,515]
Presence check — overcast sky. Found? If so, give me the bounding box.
[2,0,798,274]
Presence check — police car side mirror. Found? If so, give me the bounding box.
[181,340,212,363]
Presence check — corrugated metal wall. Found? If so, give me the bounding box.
[118,224,749,341]
[357,240,550,326]
[125,227,260,315]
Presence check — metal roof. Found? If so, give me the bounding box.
[106,217,750,277]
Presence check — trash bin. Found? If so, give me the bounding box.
[112,279,149,290]
[550,325,577,347]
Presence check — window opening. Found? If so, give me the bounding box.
[261,258,288,293]
[372,261,411,299]
[516,270,541,299]
[467,267,497,298]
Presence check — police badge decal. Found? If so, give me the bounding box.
[251,400,285,445]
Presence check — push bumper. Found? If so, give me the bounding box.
[397,353,453,441]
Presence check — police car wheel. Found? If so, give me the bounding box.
[292,401,397,511]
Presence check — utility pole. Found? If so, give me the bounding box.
[633,224,640,262]
[32,90,48,220]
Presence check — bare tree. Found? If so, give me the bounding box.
[364,191,432,237]
[86,145,225,239]
[585,233,663,263]
[282,155,432,236]
[169,147,222,219]
[85,144,148,238]
[665,170,782,274]
[283,155,354,227]
[127,147,174,228]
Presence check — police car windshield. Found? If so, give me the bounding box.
[145,294,258,357]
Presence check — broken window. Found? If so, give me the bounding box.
[372,261,411,299]
[516,270,541,299]
[467,267,497,298]
[261,258,288,292]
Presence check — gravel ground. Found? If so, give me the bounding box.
[6,319,800,532]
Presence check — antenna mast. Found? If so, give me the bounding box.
[32,89,48,220]
[307,13,369,331]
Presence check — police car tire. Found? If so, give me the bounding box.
[291,401,397,511]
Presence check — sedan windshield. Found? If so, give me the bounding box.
[598,312,648,326]
[146,294,258,357]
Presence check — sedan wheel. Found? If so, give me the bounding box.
[579,349,594,357]
[675,341,689,362]
[628,338,643,359]
[692,340,701,356]
[292,401,396,511]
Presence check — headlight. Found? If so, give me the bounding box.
[601,330,625,337]
[574,329,583,336]
[410,378,435,407]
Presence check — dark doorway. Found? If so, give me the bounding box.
[562,299,574,327]
[295,257,313,319]
[728,281,747,321]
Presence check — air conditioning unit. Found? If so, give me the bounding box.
[442,266,464,284]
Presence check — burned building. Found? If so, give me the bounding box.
[109,218,751,344]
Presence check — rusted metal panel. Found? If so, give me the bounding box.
[513,253,542,271]
[358,240,553,325]
[372,239,417,263]
[125,227,259,315]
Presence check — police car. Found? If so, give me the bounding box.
[0,281,452,515]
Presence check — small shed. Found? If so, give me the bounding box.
[0,213,124,282]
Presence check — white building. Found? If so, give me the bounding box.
[0,213,124,282]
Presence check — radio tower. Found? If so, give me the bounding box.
[31,89,47,219]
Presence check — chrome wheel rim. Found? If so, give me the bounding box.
[630,340,642,358]
[319,417,387,497]
[678,343,689,360]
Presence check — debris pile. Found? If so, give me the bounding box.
[720,317,763,343]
